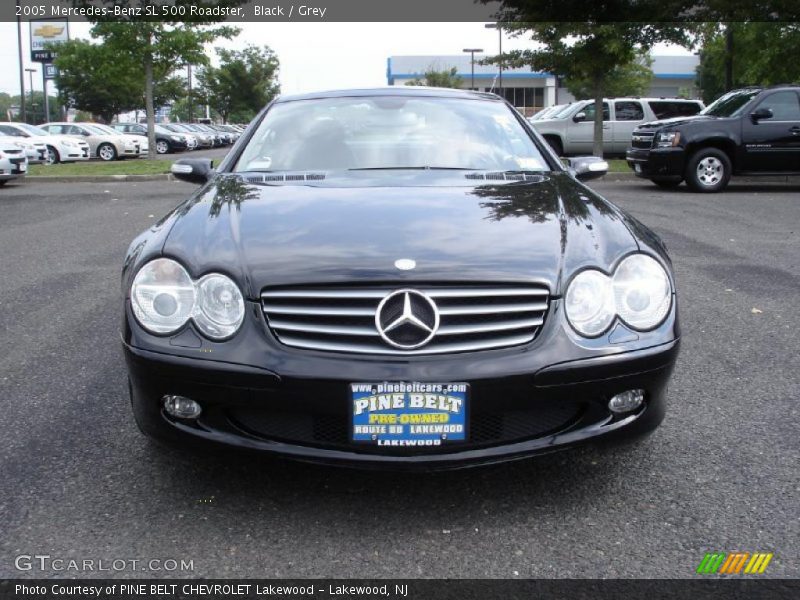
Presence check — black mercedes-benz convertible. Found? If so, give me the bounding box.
[122,87,679,468]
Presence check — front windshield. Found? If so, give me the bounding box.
[235,95,548,173]
[552,104,577,119]
[18,123,50,136]
[84,124,110,135]
[90,124,117,135]
[701,89,761,117]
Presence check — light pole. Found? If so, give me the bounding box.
[25,68,36,123]
[462,48,483,91]
[16,0,26,122]
[485,23,503,92]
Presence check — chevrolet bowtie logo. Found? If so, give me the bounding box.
[375,289,440,350]
[34,25,65,39]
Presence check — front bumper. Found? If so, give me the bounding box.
[626,147,686,180]
[123,298,680,469]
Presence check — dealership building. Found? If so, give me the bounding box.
[387,54,699,116]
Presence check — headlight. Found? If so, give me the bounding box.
[131,259,195,334]
[655,131,680,148]
[565,270,615,337]
[612,255,672,330]
[62,140,77,147]
[565,255,672,336]
[194,274,245,339]
[131,258,245,339]
[171,135,181,141]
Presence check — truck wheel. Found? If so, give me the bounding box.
[685,148,731,193]
[545,137,563,157]
[652,178,682,189]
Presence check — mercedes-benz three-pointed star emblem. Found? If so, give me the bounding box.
[375,289,440,350]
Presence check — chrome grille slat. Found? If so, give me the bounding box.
[262,284,550,355]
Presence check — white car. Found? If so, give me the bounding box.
[0,140,28,186]
[0,122,91,165]
[531,97,705,156]
[91,123,149,156]
[0,131,47,164]
[41,122,140,161]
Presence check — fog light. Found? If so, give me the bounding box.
[608,389,644,414]
[163,395,202,419]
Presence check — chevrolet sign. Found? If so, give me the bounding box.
[30,19,69,62]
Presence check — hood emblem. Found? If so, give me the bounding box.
[394,258,416,271]
[375,289,440,350]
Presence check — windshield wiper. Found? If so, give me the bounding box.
[348,166,477,171]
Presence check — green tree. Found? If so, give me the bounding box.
[199,45,280,123]
[481,2,692,156]
[564,53,654,100]
[405,67,464,89]
[52,39,141,123]
[696,23,800,103]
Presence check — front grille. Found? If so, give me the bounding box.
[631,131,655,149]
[261,284,550,355]
[227,401,582,453]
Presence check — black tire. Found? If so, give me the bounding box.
[684,148,731,193]
[97,142,118,162]
[155,139,170,154]
[0,180,7,187]
[46,145,60,165]
[652,178,682,189]
[545,136,563,157]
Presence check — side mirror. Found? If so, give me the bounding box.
[750,107,773,122]
[573,111,587,123]
[567,156,609,181]
[171,158,214,184]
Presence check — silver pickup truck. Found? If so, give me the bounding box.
[530,97,704,156]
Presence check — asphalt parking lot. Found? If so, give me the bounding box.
[0,177,797,579]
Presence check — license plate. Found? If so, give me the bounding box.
[18,163,27,173]
[351,382,468,447]
[634,163,642,173]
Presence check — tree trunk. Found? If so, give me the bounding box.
[724,25,734,92]
[144,37,157,160]
[592,79,604,158]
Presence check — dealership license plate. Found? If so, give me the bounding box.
[351,382,468,447]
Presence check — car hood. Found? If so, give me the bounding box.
[161,172,638,298]
[636,114,716,130]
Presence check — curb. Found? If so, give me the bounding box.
[25,174,177,183]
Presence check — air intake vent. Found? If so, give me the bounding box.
[465,172,548,182]
[261,284,550,355]
[245,173,327,184]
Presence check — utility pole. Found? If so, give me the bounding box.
[462,48,483,91]
[25,68,36,123]
[724,25,734,92]
[485,24,503,92]
[187,63,193,122]
[17,0,26,122]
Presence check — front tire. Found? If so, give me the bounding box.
[46,145,60,165]
[97,143,118,162]
[685,148,731,193]
[156,140,170,154]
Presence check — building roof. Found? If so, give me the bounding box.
[387,54,699,83]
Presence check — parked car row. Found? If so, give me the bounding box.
[113,122,245,154]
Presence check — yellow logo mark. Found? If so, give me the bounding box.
[33,25,65,39]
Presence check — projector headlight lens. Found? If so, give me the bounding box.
[194,274,245,339]
[613,254,672,330]
[565,269,615,337]
[131,258,195,334]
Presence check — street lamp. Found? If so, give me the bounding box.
[485,23,503,92]
[462,48,483,91]
[25,68,36,123]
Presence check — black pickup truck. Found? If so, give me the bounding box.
[626,85,800,192]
